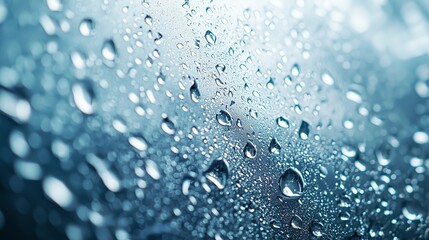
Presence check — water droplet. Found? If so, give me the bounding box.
[291,63,300,76]
[215,64,226,75]
[86,154,121,192]
[339,212,350,221]
[309,221,323,237]
[279,168,305,199]
[413,131,428,144]
[216,110,232,126]
[266,77,275,89]
[341,145,358,160]
[128,136,148,151]
[0,89,32,123]
[321,72,334,85]
[346,90,362,104]
[298,120,310,140]
[112,117,128,133]
[102,39,117,61]
[43,176,74,208]
[144,15,153,26]
[79,18,95,36]
[290,215,303,229]
[276,116,289,128]
[46,0,63,11]
[72,81,96,115]
[205,30,216,45]
[270,220,281,229]
[375,143,393,166]
[269,138,281,154]
[190,81,201,103]
[204,158,229,190]
[161,117,176,135]
[402,202,423,221]
[243,141,257,159]
[146,159,161,180]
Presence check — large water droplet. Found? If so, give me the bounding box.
[72,81,96,115]
[161,117,176,135]
[190,81,201,103]
[102,39,117,61]
[79,18,95,36]
[276,116,289,128]
[290,215,303,229]
[269,138,281,154]
[298,120,310,140]
[204,158,229,190]
[309,221,323,237]
[291,63,300,76]
[43,176,74,209]
[402,202,423,221]
[279,168,305,199]
[321,72,334,85]
[243,141,257,159]
[216,110,232,126]
[205,30,216,45]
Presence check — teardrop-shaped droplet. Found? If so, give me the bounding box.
[266,77,275,89]
[290,215,303,229]
[309,221,323,237]
[291,63,300,76]
[205,30,216,45]
[276,116,289,128]
[161,117,176,135]
[72,80,96,115]
[79,18,95,36]
[269,138,281,154]
[190,81,201,103]
[215,64,226,75]
[243,141,257,159]
[298,120,310,140]
[204,158,229,190]
[279,168,305,199]
[102,39,117,61]
[216,110,232,126]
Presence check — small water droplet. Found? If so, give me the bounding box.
[243,141,257,159]
[72,80,96,115]
[205,30,216,45]
[204,158,229,190]
[161,117,176,135]
[413,131,428,144]
[190,81,201,103]
[279,168,305,199]
[269,138,281,154]
[102,39,117,61]
[79,18,95,36]
[216,110,232,126]
[298,120,310,140]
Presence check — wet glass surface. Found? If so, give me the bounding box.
[0,0,429,239]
